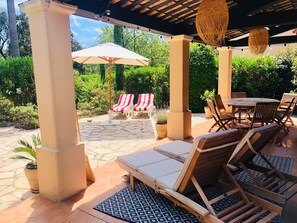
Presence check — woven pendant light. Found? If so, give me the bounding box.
[248,28,269,55]
[195,0,229,46]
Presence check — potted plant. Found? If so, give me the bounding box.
[13,134,41,193]
[155,110,167,139]
[200,89,215,119]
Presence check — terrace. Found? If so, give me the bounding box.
[1,0,297,222]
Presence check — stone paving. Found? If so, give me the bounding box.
[0,113,206,211]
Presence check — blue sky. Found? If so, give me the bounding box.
[0,0,109,48]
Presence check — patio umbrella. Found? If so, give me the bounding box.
[72,42,149,112]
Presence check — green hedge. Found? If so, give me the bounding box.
[0,57,36,105]
[232,52,296,100]
[125,66,169,107]
[10,103,39,129]
[189,44,218,112]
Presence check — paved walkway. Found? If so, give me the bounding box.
[0,113,206,210]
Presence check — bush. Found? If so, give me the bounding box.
[0,57,36,105]
[0,97,14,123]
[189,44,218,112]
[124,67,159,104]
[232,53,296,100]
[10,103,39,129]
[152,66,169,107]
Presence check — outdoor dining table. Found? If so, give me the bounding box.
[225,98,280,123]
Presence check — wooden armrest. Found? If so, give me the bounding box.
[226,163,238,171]
[164,189,209,217]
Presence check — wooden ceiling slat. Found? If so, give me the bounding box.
[134,0,160,12]
[145,0,174,15]
[158,1,198,20]
[167,3,198,22]
[153,0,188,18]
[127,0,146,10]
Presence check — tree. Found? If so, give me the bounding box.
[16,12,31,57]
[99,25,169,67]
[113,25,124,91]
[0,11,8,59]
[6,0,20,57]
[71,33,85,74]
[100,64,105,82]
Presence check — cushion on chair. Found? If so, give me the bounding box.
[112,94,134,113]
[138,159,183,182]
[156,171,181,189]
[134,93,154,111]
[117,150,169,170]
[154,140,192,161]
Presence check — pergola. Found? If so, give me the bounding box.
[19,0,297,202]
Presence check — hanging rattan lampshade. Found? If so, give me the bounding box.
[248,28,269,55]
[195,0,229,46]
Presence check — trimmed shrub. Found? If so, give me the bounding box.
[189,44,218,112]
[124,67,159,104]
[10,103,39,129]
[0,57,36,105]
[0,97,14,123]
[232,55,295,100]
[152,68,169,108]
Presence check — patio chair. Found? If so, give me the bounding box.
[214,94,233,115]
[112,94,134,118]
[207,99,236,132]
[133,93,156,117]
[248,102,279,129]
[231,92,247,98]
[117,130,281,222]
[275,98,295,134]
[279,93,297,126]
[228,123,297,204]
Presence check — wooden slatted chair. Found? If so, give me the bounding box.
[133,93,156,117]
[275,98,295,134]
[112,93,134,118]
[117,130,282,222]
[207,99,236,132]
[248,102,279,129]
[214,94,233,115]
[279,93,297,126]
[229,123,297,205]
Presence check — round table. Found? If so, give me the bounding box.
[225,98,280,123]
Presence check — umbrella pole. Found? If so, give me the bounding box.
[108,62,112,122]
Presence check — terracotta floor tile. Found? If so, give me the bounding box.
[2,119,297,222]
[61,210,99,223]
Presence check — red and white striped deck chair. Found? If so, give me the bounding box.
[112,94,134,118]
[133,93,156,117]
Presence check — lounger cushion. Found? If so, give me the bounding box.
[133,93,154,111]
[154,140,192,161]
[138,159,183,181]
[112,94,134,113]
[117,150,169,170]
[156,171,181,189]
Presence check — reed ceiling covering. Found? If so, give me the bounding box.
[60,0,297,46]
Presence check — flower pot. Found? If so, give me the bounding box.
[204,106,212,119]
[155,123,167,139]
[24,167,39,193]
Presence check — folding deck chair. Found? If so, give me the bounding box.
[155,124,297,205]
[112,93,134,118]
[117,130,281,222]
[133,93,156,117]
[228,123,297,205]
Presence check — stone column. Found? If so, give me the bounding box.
[20,0,86,201]
[167,35,193,139]
[218,47,232,101]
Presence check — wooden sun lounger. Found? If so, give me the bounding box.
[117,130,282,222]
[228,123,297,205]
[155,123,297,205]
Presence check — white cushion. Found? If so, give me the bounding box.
[154,140,192,159]
[138,159,183,181]
[156,171,181,189]
[117,150,169,170]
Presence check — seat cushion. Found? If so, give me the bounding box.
[156,171,181,189]
[117,150,169,170]
[138,159,183,182]
[154,140,191,162]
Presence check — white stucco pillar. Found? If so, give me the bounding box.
[218,47,232,101]
[20,0,86,201]
[167,35,193,139]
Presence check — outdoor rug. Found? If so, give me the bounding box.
[94,155,293,223]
